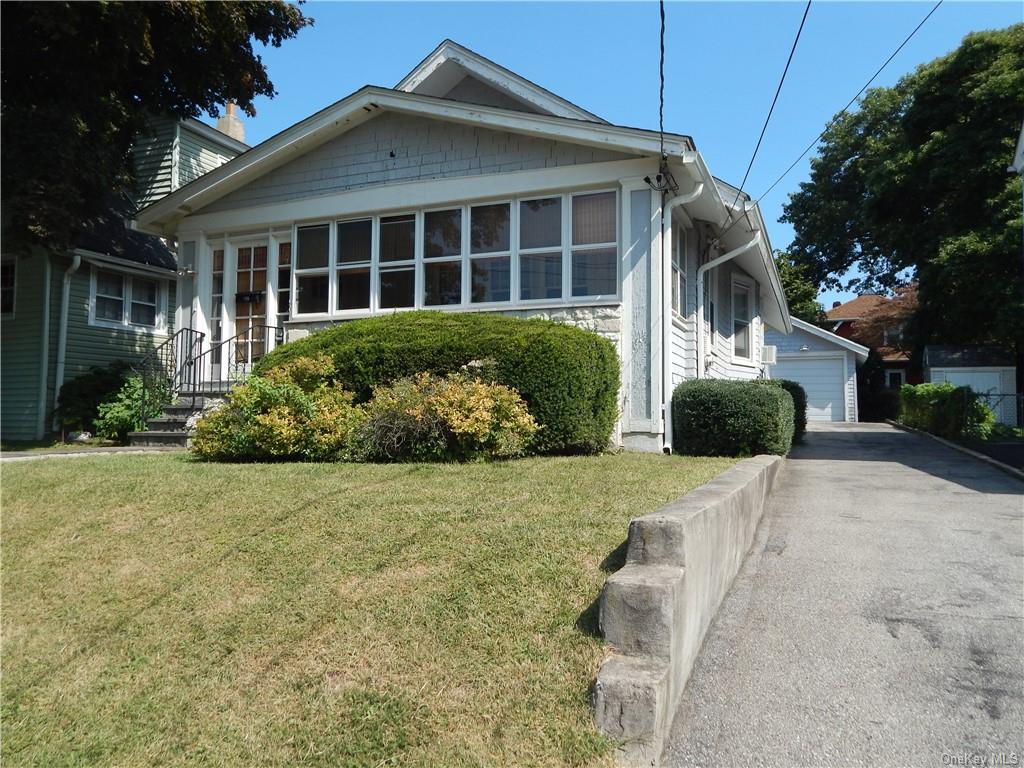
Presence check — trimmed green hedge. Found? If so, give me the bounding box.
[254,311,620,454]
[672,379,794,457]
[759,378,808,443]
[899,383,994,440]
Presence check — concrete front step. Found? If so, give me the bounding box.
[127,430,190,448]
[147,417,191,432]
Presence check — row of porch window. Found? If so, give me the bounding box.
[278,191,617,316]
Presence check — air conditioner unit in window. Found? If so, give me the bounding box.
[763,345,777,365]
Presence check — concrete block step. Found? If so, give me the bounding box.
[127,430,190,448]
[147,417,191,432]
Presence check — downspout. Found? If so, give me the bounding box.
[659,182,704,453]
[695,230,763,380]
[52,252,82,430]
[35,256,52,439]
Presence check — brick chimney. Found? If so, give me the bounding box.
[215,103,245,143]
[832,301,842,308]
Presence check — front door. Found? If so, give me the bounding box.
[233,244,268,369]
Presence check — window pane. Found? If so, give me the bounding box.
[338,267,370,310]
[97,296,123,321]
[237,247,251,270]
[571,247,617,297]
[134,278,158,305]
[253,246,267,269]
[380,267,415,309]
[424,262,462,306]
[520,197,561,250]
[380,214,415,263]
[338,220,372,264]
[471,256,510,303]
[96,270,124,298]
[213,249,224,272]
[734,321,750,358]
[297,225,329,269]
[278,242,291,267]
[520,252,562,301]
[572,192,616,245]
[424,209,461,259]
[296,274,329,313]
[1,262,14,289]
[470,203,510,254]
[0,262,12,314]
[733,287,750,322]
[130,302,157,327]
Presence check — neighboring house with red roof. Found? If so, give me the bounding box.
[826,290,920,388]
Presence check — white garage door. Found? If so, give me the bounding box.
[771,355,846,422]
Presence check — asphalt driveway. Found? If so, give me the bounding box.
[663,422,1023,768]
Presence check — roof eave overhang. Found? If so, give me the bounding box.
[790,316,870,361]
[135,87,691,236]
[396,39,607,124]
[671,154,792,334]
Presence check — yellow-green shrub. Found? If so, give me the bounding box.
[353,368,538,462]
[191,354,364,462]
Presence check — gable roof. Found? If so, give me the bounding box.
[826,294,888,321]
[396,39,606,124]
[789,317,870,362]
[924,345,1015,368]
[134,86,693,235]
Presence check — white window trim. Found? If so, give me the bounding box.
[88,265,168,334]
[885,368,906,388]
[287,187,621,321]
[1,257,17,319]
[731,275,755,366]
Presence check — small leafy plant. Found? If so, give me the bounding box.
[94,375,168,443]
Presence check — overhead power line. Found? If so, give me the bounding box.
[730,0,813,210]
[745,0,942,219]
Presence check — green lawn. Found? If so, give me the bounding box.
[1,453,734,767]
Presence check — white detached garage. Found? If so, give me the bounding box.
[765,317,869,422]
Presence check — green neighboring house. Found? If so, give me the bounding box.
[1,116,247,441]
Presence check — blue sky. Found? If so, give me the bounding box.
[205,1,1021,308]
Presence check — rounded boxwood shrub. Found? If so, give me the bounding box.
[758,378,807,443]
[672,379,794,457]
[254,312,619,454]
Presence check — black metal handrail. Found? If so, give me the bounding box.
[186,324,283,399]
[135,327,206,427]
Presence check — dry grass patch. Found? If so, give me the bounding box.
[2,452,735,767]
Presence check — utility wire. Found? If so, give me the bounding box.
[730,0,813,210]
[659,0,666,160]
[720,0,944,243]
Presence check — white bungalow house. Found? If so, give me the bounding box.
[133,40,791,452]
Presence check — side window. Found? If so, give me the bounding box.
[732,280,752,359]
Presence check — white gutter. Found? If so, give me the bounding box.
[35,256,52,439]
[659,181,704,453]
[695,230,763,378]
[52,253,82,427]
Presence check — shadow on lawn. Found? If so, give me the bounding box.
[575,538,629,639]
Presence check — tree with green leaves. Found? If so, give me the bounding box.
[1,1,312,254]
[774,250,825,324]
[781,25,1023,353]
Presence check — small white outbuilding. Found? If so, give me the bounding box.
[924,345,1018,426]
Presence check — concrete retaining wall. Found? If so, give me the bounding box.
[593,454,783,765]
